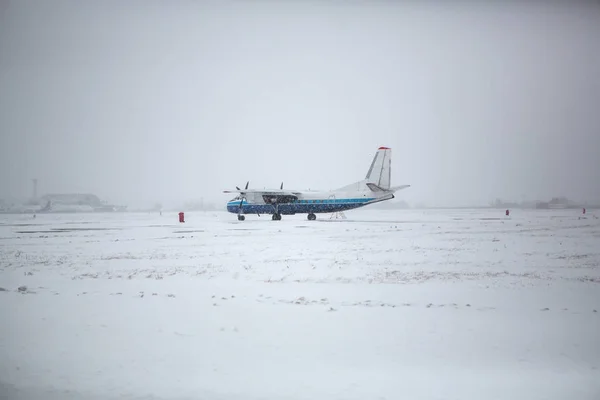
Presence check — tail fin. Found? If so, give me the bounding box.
[334,146,395,193]
[365,147,391,190]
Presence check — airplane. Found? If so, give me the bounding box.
[224,146,410,221]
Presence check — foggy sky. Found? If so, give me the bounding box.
[1,0,599,209]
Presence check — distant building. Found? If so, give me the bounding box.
[41,193,104,207]
[491,198,519,208]
[536,197,577,209]
[38,193,126,212]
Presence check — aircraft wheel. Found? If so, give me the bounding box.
[307,213,316,221]
[238,215,245,221]
[272,213,282,221]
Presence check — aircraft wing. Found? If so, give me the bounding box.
[223,189,303,196]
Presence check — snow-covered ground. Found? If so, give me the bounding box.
[1,209,599,400]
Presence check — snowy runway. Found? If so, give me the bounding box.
[1,209,599,399]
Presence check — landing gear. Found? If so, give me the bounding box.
[307,213,316,221]
[272,213,282,221]
[237,195,247,222]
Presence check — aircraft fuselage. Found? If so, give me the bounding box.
[223,147,408,221]
[226,194,393,216]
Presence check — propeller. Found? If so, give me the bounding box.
[235,181,250,218]
[238,195,245,214]
[236,181,249,191]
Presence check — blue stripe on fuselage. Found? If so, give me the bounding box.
[226,198,376,215]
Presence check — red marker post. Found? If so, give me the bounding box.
[178,212,185,223]
[505,209,510,216]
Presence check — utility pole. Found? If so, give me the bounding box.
[32,178,38,200]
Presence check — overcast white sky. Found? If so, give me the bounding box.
[1,0,599,209]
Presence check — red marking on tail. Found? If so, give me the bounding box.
[378,146,390,150]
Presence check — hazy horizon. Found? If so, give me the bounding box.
[1,0,599,210]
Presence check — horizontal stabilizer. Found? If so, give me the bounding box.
[390,184,411,192]
[367,183,411,193]
[366,182,387,192]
